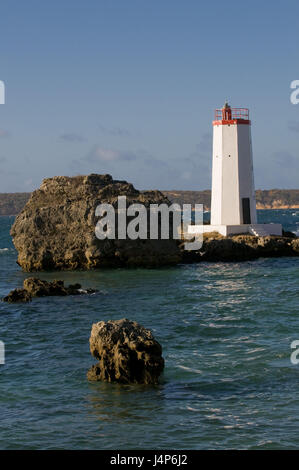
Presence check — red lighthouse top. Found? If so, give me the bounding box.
[213,102,250,126]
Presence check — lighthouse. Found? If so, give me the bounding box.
[190,102,282,237]
[211,102,257,226]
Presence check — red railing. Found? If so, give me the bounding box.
[214,107,249,121]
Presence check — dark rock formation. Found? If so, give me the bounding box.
[282,229,297,239]
[87,318,164,384]
[181,233,299,263]
[292,238,299,254]
[2,288,33,303]
[11,174,181,271]
[2,277,97,303]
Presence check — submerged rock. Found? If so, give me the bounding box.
[3,288,32,303]
[2,277,97,303]
[11,174,181,271]
[87,318,164,384]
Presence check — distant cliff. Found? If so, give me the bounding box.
[0,189,299,215]
[254,190,299,210]
[0,193,31,216]
[162,189,299,211]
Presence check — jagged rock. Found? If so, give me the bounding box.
[282,230,297,239]
[181,233,299,263]
[291,238,299,254]
[87,318,164,384]
[23,277,68,296]
[2,288,32,303]
[10,174,182,271]
[2,277,98,303]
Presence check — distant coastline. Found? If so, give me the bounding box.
[0,189,299,216]
[162,189,299,212]
[0,193,31,216]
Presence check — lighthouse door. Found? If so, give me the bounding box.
[242,198,251,224]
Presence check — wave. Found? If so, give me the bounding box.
[177,364,202,374]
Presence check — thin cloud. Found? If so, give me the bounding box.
[181,134,212,177]
[86,145,137,163]
[272,151,298,167]
[70,137,212,190]
[99,125,131,137]
[196,132,212,153]
[288,121,299,133]
[24,178,33,187]
[255,150,299,188]
[59,133,86,142]
[0,129,10,138]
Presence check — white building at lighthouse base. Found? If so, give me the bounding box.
[189,223,282,237]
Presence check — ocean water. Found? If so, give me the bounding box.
[0,209,299,450]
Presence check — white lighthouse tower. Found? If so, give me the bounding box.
[211,102,258,227]
[190,102,282,237]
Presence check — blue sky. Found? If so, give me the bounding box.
[0,0,298,192]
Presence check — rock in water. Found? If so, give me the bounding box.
[23,277,68,297]
[181,233,299,263]
[2,277,98,303]
[2,288,32,303]
[87,319,164,384]
[10,174,181,271]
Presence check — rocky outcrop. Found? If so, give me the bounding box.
[11,174,181,271]
[291,238,299,254]
[181,233,299,263]
[9,174,298,268]
[2,288,33,303]
[2,277,97,303]
[87,319,164,384]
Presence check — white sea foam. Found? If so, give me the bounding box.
[0,248,9,252]
[186,406,201,412]
[177,365,202,374]
[246,347,266,354]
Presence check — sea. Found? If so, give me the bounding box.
[0,209,299,450]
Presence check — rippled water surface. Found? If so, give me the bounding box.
[0,210,299,449]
